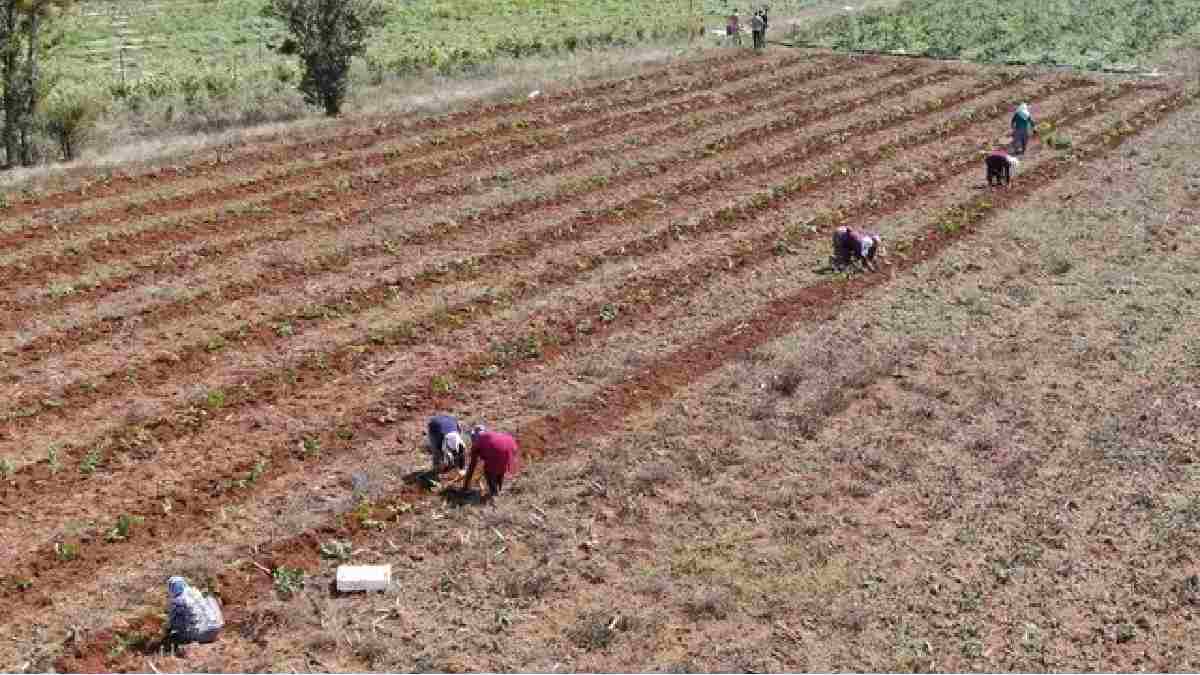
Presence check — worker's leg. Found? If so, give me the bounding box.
[485,472,504,499]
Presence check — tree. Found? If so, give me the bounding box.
[263,0,387,117]
[1,0,70,167]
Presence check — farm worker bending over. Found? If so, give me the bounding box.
[425,414,466,474]
[831,225,882,272]
[1011,102,1036,155]
[461,424,520,501]
[165,576,224,645]
[985,147,1019,188]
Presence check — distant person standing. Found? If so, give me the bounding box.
[461,425,519,502]
[1011,102,1036,155]
[750,11,765,50]
[726,12,742,46]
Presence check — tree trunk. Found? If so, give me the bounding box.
[19,7,39,166]
[1,1,20,168]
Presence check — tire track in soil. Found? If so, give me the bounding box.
[0,82,1153,616]
[0,56,879,320]
[45,85,1197,673]
[0,50,755,219]
[0,53,822,253]
[0,68,988,443]
[0,55,853,297]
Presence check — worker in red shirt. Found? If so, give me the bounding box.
[461,424,520,501]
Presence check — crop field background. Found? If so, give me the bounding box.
[790,0,1200,69]
[1,38,1199,672]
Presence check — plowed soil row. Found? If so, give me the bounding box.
[0,58,887,320]
[0,61,899,299]
[0,69,1006,450]
[0,81,1153,614]
[0,50,756,218]
[0,54,823,250]
[48,84,1196,673]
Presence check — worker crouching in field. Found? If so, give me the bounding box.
[830,225,882,272]
[424,413,467,475]
[164,576,224,647]
[460,425,520,503]
[985,147,1019,188]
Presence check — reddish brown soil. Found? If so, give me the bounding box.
[0,47,1193,673]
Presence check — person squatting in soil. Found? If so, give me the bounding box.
[424,413,467,475]
[1011,102,1036,155]
[164,576,224,646]
[985,147,1019,188]
[830,225,882,272]
[461,424,520,502]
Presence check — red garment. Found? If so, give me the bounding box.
[472,431,519,479]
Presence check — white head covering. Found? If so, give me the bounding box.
[442,431,464,452]
[1016,102,1030,118]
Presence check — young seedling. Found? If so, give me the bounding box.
[272,566,305,599]
[105,514,145,542]
[79,448,103,475]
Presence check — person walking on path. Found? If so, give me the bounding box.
[726,12,742,46]
[165,576,224,646]
[830,225,882,272]
[1011,102,1036,155]
[750,11,765,50]
[423,414,466,474]
[461,425,519,502]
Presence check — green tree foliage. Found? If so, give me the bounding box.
[263,0,387,117]
[1,0,72,167]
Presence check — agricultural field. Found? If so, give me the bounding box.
[790,0,1200,70]
[53,0,816,98]
[0,42,1198,672]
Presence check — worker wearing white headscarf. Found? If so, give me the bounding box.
[1011,102,1035,155]
[166,576,224,645]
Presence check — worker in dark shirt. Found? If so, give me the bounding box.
[424,414,466,474]
[461,424,519,501]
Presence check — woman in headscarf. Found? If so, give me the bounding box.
[424,414,467,475]
[461,424,520,502]
[830,225,882,272]
[1011,102,1035,155]
[165,576,224,645]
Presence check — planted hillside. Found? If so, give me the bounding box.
[791,0,1200,69]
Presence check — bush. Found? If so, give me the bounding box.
[43,87,106,161]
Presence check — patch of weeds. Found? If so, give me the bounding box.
[772,367,803,396]
[1020,622,1043,653]
[48,282,76,298]
[478,364,500,379]
[204,335,227,352]
[319,540,352,560]
[1046,254,1073,276]
[351,497,385,530]
[0,457,14,479]
[54,541,80,562]
[960,624,984,658]
[301,436,321,456]
[79,448,103,475]
[502,570,553,599]
[230,458,269,489]
[46,446,62,474]
[272,566,305,599]
[204,389,226,410]
[568,611,633,651]
[682,587,734,620]
[12,577,32,591]
[274,322,295,337]
[430,375,455,394]
[105,514,145,542]
[599,303,619,323]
